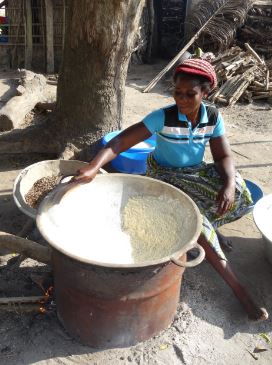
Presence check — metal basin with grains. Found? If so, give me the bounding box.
[36,174,204,348]
[13,159,105,219]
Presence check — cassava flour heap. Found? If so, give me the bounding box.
[122,196,182,262]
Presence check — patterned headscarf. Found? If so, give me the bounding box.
[174,59,217,89]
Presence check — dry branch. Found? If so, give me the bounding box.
[0,296,46,305]
[0,294,49,313]
[0,230,52,265]
[244,43,265,65]
[0,303,43,313]
[266,70,270,90]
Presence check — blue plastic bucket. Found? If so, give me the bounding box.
[101,131,156,174]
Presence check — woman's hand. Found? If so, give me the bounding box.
[73,164,100,184]
[216,183,235,216]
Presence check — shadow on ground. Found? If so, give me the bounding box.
[181,235,272,341]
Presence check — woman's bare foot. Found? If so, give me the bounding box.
[239,290,269,322]
[216,230,233,252]
[198,234,269,322]
[249,308,269,322]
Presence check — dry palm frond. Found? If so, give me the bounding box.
[186,0,254,51]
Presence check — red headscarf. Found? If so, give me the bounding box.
[174,59,217,89]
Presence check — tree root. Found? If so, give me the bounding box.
[0,121,61,155]
[0,230,52,265]
[58,142,80,160]
[0,114,103,159]
[36,102,56,112]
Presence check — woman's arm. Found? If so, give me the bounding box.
[209,136,236,215]
[210,135,235,185]
[75,122,152,183]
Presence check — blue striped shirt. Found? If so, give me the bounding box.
[143,103,225,168]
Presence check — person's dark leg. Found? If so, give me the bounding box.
[198,234,268,321]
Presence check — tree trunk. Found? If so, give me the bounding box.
[0,0,144,157]
[56,0,145,155]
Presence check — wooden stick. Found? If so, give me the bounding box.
[24,0,33,69]
[0,296,46,304]
[266,70,270,91]
[142,1,229,93]
[244,43,265,66]
[247,14,272,23]
[45,0,54,74]
[212,79,232,100]
[221,76,243,98]
[231,148,250,160]
[8,219,36,266]
[146,0,155,64]
[215,96,228,105]
[0,231,51,265]
[11,5,23,68]
[253,80,265,87]
[252,94,272,100]
[253,91,270,96]
[62,0,66,50]
[214,74,243,102]
[253,1,272,6]
[229,76,254,106]
[0,303,43,313]
[46,80,58,85]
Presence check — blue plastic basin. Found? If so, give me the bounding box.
[244,179,264,207]
[101,130,156,174]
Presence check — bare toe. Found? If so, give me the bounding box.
[248,307,269,322]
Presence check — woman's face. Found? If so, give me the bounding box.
[173,76,207,115]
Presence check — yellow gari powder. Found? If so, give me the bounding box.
[123,195,183,262]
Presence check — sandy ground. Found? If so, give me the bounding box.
[0,63,272,365]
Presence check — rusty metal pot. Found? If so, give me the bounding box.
[52,249,186,348]
[37,174,203,348]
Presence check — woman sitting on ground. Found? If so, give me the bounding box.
[75,58,268,321]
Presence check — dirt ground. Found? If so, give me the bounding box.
[0,63,272,365]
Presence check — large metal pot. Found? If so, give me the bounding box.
[37,174,204,348]
[52,249,187,348]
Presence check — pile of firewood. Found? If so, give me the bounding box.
[238,1,272,59]
[210,44,271,105]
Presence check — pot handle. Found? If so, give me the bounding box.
[170,243,205,268]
